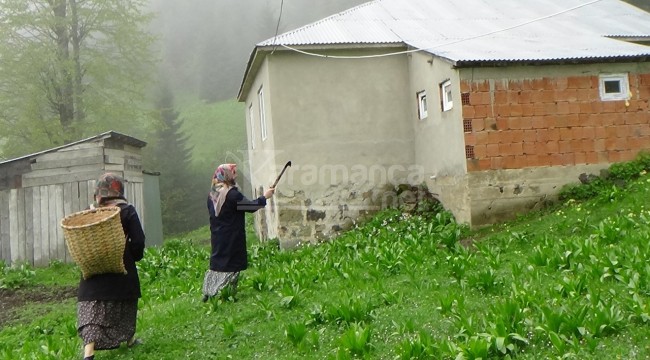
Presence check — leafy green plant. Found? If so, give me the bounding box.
[0,262,35,289]
[395,330,437,360]
[337,323,372,358]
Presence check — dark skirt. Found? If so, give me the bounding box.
[77,300,137,350]
[202,270,239,298]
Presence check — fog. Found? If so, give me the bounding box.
[147,0,368,102]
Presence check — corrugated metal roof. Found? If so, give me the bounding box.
[257,0,650,62]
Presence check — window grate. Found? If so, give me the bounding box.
[465,145,475,159]
[461,92,470,105]
[463,119,473,133]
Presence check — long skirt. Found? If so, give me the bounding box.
[77,300,137,350]
[202,270,239,298]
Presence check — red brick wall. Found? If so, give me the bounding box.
[462,73,650,171]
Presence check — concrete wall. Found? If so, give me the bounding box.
[243,58,275,241]
[243,48,415,247]
[408,52,471,224]
[460,62,650,225]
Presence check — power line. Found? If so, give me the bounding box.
[276,0,605,59]
[270,0,285,54]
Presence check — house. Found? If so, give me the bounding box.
[0,131,163,267]
[237,0,650,248]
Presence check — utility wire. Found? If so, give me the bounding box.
[277,0,604,59]
[270,0,285,54]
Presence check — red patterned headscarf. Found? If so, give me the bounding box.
[209,164,237,216]
[94,173,127,206]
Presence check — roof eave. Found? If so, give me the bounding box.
[0,131,146,166]
[454,55,650,68]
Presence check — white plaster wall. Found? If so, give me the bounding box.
[408,52,471,224]
[243,58,281,240]
[255,48,415,246]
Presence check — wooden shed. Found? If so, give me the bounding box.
[0,131,163,267]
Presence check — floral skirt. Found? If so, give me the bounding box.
[77,300,137,350]
[202,270,239,298]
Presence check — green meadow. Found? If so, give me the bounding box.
[3,155,650,359]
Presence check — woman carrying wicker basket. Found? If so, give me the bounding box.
[78,173,146,360]
[202,163,274,302]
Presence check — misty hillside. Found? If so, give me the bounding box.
[148,0,650,104]
[148,0,368,103]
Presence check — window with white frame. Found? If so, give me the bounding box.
[440,79,453,111]
[416,91,428,119]
[248,104,255,149]
[258,86,267,141]
[599,73,629,101]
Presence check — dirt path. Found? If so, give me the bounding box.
[0,285,77,328]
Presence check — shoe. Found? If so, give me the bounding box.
[127,338,142,348]
[202,295,209,302]
[83,356,94,360]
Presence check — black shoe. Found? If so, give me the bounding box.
[83,356,94,360]
[202,295,209,302]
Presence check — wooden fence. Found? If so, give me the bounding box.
[0,180,144,267]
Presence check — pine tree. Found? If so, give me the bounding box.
[149,81,204,234]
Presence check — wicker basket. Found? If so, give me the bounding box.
[60,206,127,279]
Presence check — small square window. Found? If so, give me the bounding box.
[599,73,629,101]
[440,80,453,111]
[416,91,428,119]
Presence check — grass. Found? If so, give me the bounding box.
[3,157,650,359]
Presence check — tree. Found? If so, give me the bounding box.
[0,0,157,158]
[147,79,205,234]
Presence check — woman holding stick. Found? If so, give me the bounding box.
[202,163,274,302]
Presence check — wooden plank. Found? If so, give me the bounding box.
[59,141,102,151]
[52,185,64,261]
[22,170,100,188]
[63,182,73,263]
[86,180,95,207]
[104,148,131,158]
[48,185,58,262]
[0,191,9,264]
[9,189,19,263]
[31,155,104,171]
[16,188,26,263]
[124,171,144,183]
[24,164,101,179]
[79,181,89,210]
[32,187,42,266]
[71,181,81,213]
[36,146,103,162]
[104,155,125,165]
[105,164,126,172]
[39,186,49,266]
[24,187,34,266]
[123,145,142,155]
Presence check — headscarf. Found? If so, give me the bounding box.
[209,164,237,216]
[94,172,127,207]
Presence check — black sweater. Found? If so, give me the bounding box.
[208,188,266,272]
[77,203,145,301]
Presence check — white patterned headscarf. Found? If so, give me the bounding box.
[209,164,237,216]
